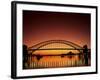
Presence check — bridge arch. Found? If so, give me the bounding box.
[28,40,83,53]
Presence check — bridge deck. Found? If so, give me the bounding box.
[28,48,90,50]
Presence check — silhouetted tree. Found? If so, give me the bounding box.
[36,55,43,61]
[83,45,88,66]
[67,51,73,58]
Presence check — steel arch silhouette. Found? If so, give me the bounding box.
[28,40,83,53]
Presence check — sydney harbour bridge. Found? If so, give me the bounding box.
[23,40,91,69]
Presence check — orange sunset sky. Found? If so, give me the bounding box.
[23,10,91,48]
